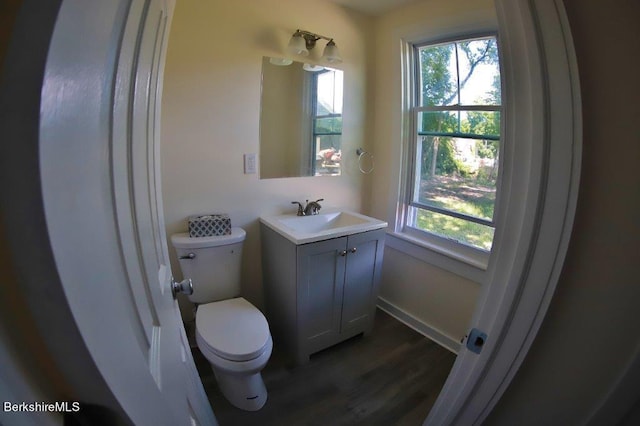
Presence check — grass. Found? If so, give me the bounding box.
[415,175,496,250]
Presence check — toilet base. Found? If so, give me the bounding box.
[213,368,268,411]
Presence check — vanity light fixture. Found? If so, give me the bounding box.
[287,29,343,64]
[269,57,293,66]
[302,63,324,72]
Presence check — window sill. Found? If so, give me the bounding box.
[385,231,488,283]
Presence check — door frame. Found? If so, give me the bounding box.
[0,0,580,425]
[425,0,582,423]
[1,0,215,425]
[37,0,216,424]
[1,0,130,424]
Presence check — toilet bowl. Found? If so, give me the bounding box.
[171,228,272,411]
[195,297,272,411]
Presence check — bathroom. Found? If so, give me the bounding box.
[3,0,639,424]
[162,0,488,421]
[162,0,482,346]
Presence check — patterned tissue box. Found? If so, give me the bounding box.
[188,214,232,238]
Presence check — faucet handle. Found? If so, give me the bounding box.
[291,201,305,216]
[303,198,324,216]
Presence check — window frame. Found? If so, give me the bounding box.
[310,69,343,176]
[398,32,504,270]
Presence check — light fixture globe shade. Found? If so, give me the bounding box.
[269,57,293,66]
[303,63,325,72]
[322,40,342,64]
[287,33,309,56]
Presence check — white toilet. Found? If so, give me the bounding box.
[171,228,272,411]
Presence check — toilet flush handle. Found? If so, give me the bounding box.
[171,277,194,299]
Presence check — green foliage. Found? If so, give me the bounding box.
[416,208,494,250]
[314,117,342,134]
[420,137,473,178]
[475,140,497,159]
[419,44,455,106]
[463,111,500,137]
[476,165,497,186]
[457,39,499,92]
[420,111,458,133]
[423,137,455,174]
[419,37,500,178]
[416,176,497,249]
[419,38,500,107]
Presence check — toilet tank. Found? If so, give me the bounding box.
[171,228,246,304]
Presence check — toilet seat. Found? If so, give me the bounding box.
[196,297,271,362]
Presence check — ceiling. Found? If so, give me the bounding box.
[328,0,419,16]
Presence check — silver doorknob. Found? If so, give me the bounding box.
[171,277,193,298]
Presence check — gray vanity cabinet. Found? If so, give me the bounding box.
[261,226,385,364]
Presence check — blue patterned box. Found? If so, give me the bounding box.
[188,214,232,238]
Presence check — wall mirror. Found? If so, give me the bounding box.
[259,57,343,179]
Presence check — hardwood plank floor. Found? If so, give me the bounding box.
[191,309,456,426]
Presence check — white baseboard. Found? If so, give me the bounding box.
[377,297,461,354]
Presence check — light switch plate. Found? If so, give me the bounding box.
[244,153,256,174]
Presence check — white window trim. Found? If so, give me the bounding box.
[386,232,487,283]
[405,34,502,262]
[387,24,501,280]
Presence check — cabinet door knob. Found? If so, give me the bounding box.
[339,250,347,256]
[349,247,357,254]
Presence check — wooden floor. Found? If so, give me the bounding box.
[191,310,456,426]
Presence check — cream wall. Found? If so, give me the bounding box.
[380,247,480,343]
[367,0,496,344]
[161,0,373,318]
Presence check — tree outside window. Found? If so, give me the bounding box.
[408,36,501,251]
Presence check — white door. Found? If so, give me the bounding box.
[39,0,216,424]
[425,0,582,424]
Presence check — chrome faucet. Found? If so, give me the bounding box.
[291,201,305,216]
[303,198,324,216]
[291,199,324,216]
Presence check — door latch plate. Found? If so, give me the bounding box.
[466,328,487,354]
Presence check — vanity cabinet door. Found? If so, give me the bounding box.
[297,236,347,356]
[341,229,385,335]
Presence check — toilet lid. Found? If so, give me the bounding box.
[196,297,271,362]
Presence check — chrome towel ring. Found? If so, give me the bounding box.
[356,148,374,174]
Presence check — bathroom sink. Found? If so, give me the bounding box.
[260,210,387,245]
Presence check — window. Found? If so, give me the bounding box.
[404,35,501,255]
[311,68,343,176]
